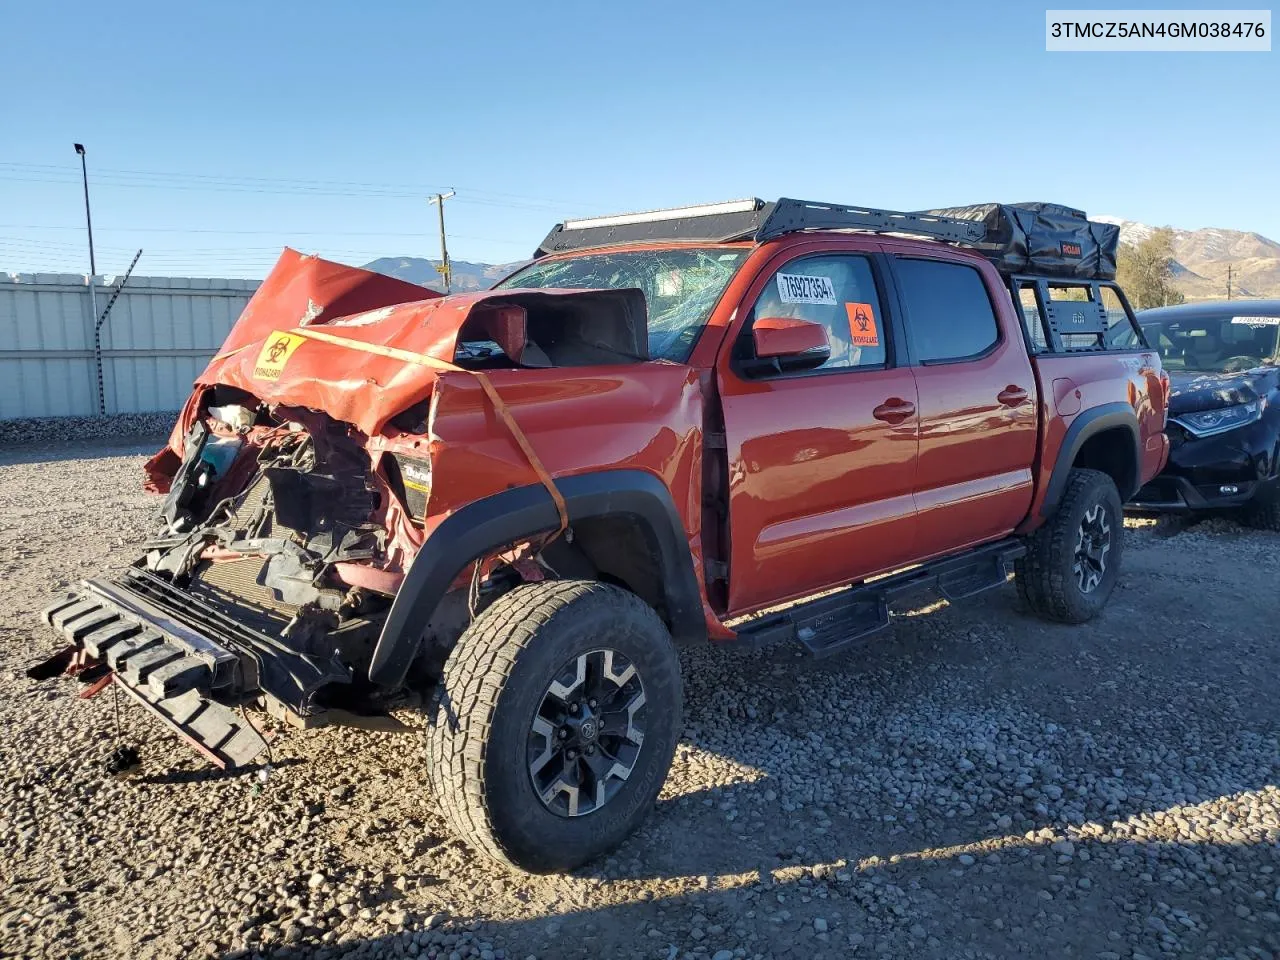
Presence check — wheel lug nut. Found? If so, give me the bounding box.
[585,745,595,755]
[569,702,579,713]
[588,699,597,709]
[559,728,569,739]
[567,749,577,759]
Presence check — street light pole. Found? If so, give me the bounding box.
[74,143,104,414]
[428,190,456,293]
[73,143,96,275]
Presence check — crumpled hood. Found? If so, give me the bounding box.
[1168,367,1278,416]
[197,249,647,436]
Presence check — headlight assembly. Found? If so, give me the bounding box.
[1173,400,1262,438]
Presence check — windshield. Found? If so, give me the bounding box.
[1138,312,1280,374]
[496,247,749,362]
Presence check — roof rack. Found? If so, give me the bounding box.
[534,197,987,257]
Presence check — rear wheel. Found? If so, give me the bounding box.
[1016,468,1124,623]
[425,579,682,873]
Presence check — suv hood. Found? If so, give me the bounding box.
[1168,368,1278,416]
[196,249,648,436]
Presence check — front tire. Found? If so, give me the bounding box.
[1016,468,1124,623]
[425,580,682,873]
[1241,481,1280,532]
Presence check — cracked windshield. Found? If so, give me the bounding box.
[497,247,749,361]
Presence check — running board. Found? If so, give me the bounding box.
[735,539,1025,658]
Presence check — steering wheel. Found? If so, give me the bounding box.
[1220,356,1259,373]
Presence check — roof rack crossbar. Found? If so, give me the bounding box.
[756,199,987,245]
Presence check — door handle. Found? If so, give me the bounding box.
[873,398,916,424]
[997,386,1029,407]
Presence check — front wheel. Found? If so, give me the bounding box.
[1240,481,1280,532]
[425,580,682,873]
[1016,468,1124,623]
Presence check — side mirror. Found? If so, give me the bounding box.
[745,317,830,375]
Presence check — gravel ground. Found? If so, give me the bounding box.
[2,442,1278,960]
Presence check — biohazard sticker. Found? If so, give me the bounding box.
[253,331,306,380]
[776,273,837,305]
[845,302,880,347]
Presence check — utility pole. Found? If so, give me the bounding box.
[428,190,456,293]
[1227,264,1233,300]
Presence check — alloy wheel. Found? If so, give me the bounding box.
[527,648,647,817]
[1073,503,1112,593]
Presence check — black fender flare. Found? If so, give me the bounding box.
[1040,402,1142,517]
[368,469,706,688]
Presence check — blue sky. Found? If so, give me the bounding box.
[2,0,1275,277]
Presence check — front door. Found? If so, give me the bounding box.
[718,249,920,616]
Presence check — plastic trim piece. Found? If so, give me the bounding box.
[1039,402,1142,515]
[368,470,706,689]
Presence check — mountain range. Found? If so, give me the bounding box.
[1095,217,1280,300]
[364,219,1280,301]
[360,257,523,292]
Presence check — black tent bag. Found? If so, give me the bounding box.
[926,202,1120,280]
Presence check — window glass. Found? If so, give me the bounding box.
[748,255,886,372]
[497,247,749,362]
[896,259,999,362]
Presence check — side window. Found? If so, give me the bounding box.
[747,254,887,373]
[896,258,999,363]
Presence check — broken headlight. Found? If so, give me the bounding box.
[1173,400,1262,438]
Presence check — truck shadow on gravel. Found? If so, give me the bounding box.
[254,583,1280,960]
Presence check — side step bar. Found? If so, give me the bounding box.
[735,538,1026,658]
[37,588,270,769]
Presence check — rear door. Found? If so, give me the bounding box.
[888,254,1038,555]
[717,244,920,615]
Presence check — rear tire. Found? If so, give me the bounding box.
[1016,468,1124,624]
[1241,482,1280,532]
[425,579,682,873]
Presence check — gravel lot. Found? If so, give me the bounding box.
[2,440,1278,960]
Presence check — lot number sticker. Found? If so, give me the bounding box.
[776,273,837,305]
[253,331,306,380]
[1231,316,1280,327]
[845,302,880,347]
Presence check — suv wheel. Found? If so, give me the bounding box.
[425,579,682,873]
[1241,481,1280,531]
[1015,468,1124,623]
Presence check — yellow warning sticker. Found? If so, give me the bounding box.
[252,331,306,381]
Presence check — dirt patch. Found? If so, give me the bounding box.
[1,444,1277,959]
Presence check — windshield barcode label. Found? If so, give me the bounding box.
[777,274,837,304]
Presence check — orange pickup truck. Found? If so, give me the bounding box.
[36,198,1168,872]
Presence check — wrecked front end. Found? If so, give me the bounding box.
[33,248,673,770]
[39,401,432,767]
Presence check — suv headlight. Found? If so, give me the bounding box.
[1173,400,1262,438]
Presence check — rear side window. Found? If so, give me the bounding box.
[896,259,999,363]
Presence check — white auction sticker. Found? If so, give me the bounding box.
[1231,316,1280,326]
[776,273,837,305]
